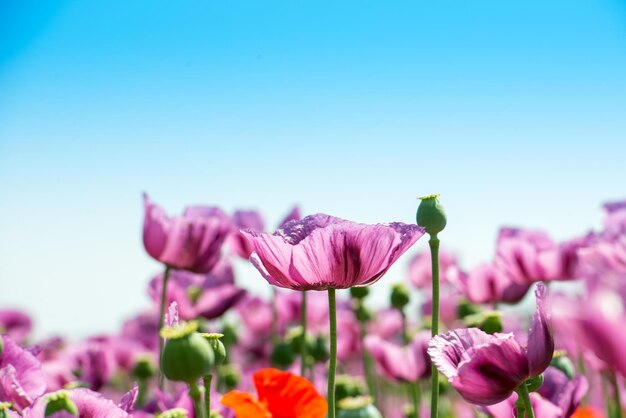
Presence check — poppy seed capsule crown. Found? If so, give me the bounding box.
[416,194,447,236]
[337,396,383,418]
[160,321,215,384]
[44,391,79,417]
[199,333,227,366]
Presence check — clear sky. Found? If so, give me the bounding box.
[1,0,625,337]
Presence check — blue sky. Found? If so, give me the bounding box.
[1,0,625,337]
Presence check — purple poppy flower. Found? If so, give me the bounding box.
[458,263,531,305]
[242,214,424,290]
[364,332,431,383]
[229,210,266,259]
[23,388,130,418]
[0,336,46,411]
[603,199,626,237]
[496,228,588,284]
[428,284,554,405]
[0,309,32,344]
[482,392,563,418]
[148,259,246,320]
[142,194,232,273]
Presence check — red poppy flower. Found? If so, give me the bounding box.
[571,406,606,418]
[221,368,327,418]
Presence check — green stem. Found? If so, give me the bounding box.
[301,291,308,377]
[203,374,213,415]
[516,382,535,418]
[327,288,337,418]
[409,381,421,418]
[271,287,278,344]
[158,265,171,389]
[429,235,440,418]
[358,318,377,402]
[136,378,148,408]
[611,372,623,418]
[189,382,207,418]
[401,309,409,345]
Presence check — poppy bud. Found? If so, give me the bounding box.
[350,287,369,300]
[271,340,296,368]
[390,283,410,310]
[132,356,157,380]
[220,322,238,348]
[160,321,215,384]
[311,335,329,363]
[338,396,383,418]
[457,299,481,319]
[156,408,189,418]
[218,364,240,391]
[44,391,79,417]
[551,351,575,379]
[355,304,373,323]
[416,194,447,236]
[200,333,227,366]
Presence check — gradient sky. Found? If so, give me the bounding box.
[1,0,625,337]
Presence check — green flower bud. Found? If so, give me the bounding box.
[338,396,383,418]
[200,333,227,366]
[525,374,544,392]
[271,340,296,369]
[463,311,503,335]
[390,283,410,310]
[0,403,15,418]
[209,411,224,418]
[160,321,215,384]
[157,408,189,418]
[310,335,329,363]
[219,364,241,391]
[335,375,367,402]
[132,356,157,380]
[350,287,369,300]
[457,299,481,319]
[220,322,238,348]
[355,304,373,323]
[416,194,447,236]
[550,351,575,380]
[44,391,79,417]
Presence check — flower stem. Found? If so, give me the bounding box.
[358,318,377,402]
[429,235,440,418]
[516,382,535,418]
[611,372,623,418]
[328,288,337,418]
[271,287,278,344]
[301,290,308,377]
[189,381,207,418]
[409,381,421,418]
[158,265,171,389]
[203,374,213,415]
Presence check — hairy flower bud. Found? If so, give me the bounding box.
[416,194,447,236]
[160,321,214,384]
[271,340,296,368]
[311,335,329,363]
[218,364,240,391]
[335,375,367,402]
[350,287,369,300]
[463,311,503,334]
[132,356,157,380]
[390,283,410,310]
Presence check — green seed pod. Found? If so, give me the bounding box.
[550,351,575,380]
[350,287,369,300]
[160,321,215,384]
[219,364,241,391]
[132,356,157,380]
[271,340,296,368]
[457,299,481,319]
[220,322,238,348]
[390,283,410,310]
[157,408,189,418]
[335,375,367,402]
[526,374,544,392]
[355,304,373,323]
[200,333,227,366]
[310,335,329,363]
[416,194,447,236]
[463,311,503,335]
[44,391,79,417]
[338,396,383,418]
